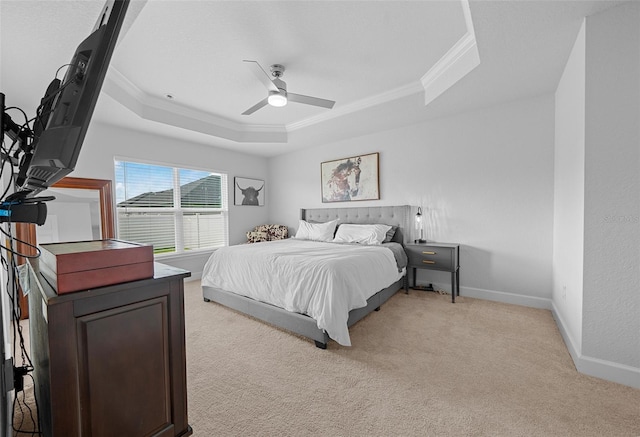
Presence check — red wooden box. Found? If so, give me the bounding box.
[38,239,154,294]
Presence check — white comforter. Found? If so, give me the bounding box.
[201,239,403,346]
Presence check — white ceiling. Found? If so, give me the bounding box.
[0,0,623,157]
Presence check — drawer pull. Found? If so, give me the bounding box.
[422,251,436,255]
[422,260,436,264]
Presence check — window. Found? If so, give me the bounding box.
[115,160,228,255]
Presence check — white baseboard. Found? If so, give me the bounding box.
[549,302,581,364]
[576,354,640,389]
[156,251,209,283]
[447,285,639,389]
[452,284,552,310]
[184,272,202,283]
[551,303,640,389]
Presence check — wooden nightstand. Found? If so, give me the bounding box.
[405,242,460,303]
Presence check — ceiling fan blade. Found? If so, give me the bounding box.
[243,60,278,93]
[242,98,269,115]
[288,93,335,109]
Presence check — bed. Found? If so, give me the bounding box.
[201,205,412,348]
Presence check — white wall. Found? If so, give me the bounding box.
[582,2,639,373]
[553,20,585,357]
[71,118,270,278]
[269,94,555,306]
[552,2,640,388]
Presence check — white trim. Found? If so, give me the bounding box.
[454,285,639,389]
[100,1,479,144]
[105,62,426,140]
[286,81,424,132]
[551,302,640,389]
[420,0,480,106]
[576,355,640,389]
[104,67,288,143]
[156,251,210,283]
[183,273,201,283]
[113,155,229,178]
[457,284,552,310]
[550,301,581,365]
[155,248,215,262]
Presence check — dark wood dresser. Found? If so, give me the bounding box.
[27,259,193,437]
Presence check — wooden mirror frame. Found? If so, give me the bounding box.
[16,177,115,318]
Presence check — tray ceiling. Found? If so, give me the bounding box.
[0,1,623,156]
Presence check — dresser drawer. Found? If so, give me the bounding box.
[405,244,457,271]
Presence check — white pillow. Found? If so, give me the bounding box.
[333,224,392,245]
[293,219,339,242]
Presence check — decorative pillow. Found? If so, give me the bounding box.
[383,225,398,243]
[246,225,288,243]
[247,231,268,243]
[293,219,339,242]
[256,224,288,240]
[333,224,392,245]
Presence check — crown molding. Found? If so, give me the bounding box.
[421,0,480,106]
[286,81,424,132]
[101,0,478,144]
[103,68,288,143]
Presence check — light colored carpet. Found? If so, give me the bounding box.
[12,280,640,436]
[183,281,640,437]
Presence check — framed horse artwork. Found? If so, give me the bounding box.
[321,152,380,203]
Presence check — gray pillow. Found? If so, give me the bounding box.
[383,225,398,243]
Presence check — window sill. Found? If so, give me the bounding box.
[154,248,219,262]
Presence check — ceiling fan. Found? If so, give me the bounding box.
[241,60,335,115]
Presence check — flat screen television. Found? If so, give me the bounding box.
[0,2,131,433]
[11,0,130,199]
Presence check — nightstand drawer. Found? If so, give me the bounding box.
[405,244,457,271]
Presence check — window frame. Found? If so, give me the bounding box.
[114,158,229,257]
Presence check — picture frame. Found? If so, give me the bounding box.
[321,152,380,203]
[234,177,265,206]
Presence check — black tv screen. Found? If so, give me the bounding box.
[16,0,129,197]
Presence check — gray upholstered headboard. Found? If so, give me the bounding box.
[300,205,412,244]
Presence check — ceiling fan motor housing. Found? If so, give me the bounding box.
[270,64,285,78]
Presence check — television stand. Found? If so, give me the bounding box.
[27,259,192,437]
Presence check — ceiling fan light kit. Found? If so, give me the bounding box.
[268,90,287,107]
[242,60,335,115]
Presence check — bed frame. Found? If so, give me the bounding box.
[202,205,412,348]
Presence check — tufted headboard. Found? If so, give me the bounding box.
[300,205,412,244]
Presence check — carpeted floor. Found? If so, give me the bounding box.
[12,280,640,436]
[183,280,640,436]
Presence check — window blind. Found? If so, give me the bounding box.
[115,160,228,254]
